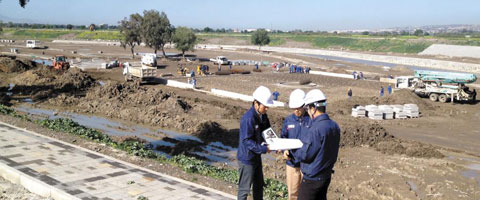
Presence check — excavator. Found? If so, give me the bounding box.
[394,70,477,103]
[52,55,70,70]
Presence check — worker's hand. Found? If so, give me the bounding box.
[283,150,291,160]
[266,146,271,153]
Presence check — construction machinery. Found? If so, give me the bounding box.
[394,70,477,103]
[210,56,231,65]
[123,62,157,84]
[141,54,157,68]
[52,55,70,70]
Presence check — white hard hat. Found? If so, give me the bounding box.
[288,89,305,108]
[252,86,274,107]
[304,89,327,105]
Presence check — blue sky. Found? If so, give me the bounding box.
[0,0,479,30]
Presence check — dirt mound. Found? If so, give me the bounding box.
[53,81,202,133]
[375,140,444,158]
[192,121,238,147]
[56,68,95,90]
[0,55,36,73]
[339,120,444,158]
[13,66,59,86]
[340,121,394,147]
[13,67,94,91]
[8,67,95,103]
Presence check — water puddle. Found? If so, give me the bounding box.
[449,155,480,186]
[15,105,236,165]
[8,83,15,91]
[466,164,480,171]
[33,59,53,66]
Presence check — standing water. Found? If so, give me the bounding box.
[15,105,237,165]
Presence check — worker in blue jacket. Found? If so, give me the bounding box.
[281,89,309,200]
[237,86,274,200]
[288,89,340,200]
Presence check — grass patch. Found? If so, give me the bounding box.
[0,28,121,41]
[0,104,288,199]
[76,31,122,40]
[4,29,75,40]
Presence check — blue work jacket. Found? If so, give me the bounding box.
[293,114,340,181]
[237,106,270,165]
[281,113,309,167]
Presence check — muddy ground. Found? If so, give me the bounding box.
[1,42,480,199]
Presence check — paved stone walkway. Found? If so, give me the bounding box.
[0,122,235,200]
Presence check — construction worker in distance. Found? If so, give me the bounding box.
[237,86,273,200]
[281,89,309,200]
[288,89,340,200]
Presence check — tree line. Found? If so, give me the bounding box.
[0,22,117,30]
[119,9,272,58]
[119,10,197,59]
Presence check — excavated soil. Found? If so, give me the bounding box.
[0,55,36,73]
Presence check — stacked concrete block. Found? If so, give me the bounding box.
[365,105,383,120]
[404,104,419,118]
[351,106,366,117]
[379,105,394,120]
[391,105,407,119]
[354,104,419,120]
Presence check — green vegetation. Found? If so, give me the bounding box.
[0,104,288,199]
[9,29,73,40]
[119,14,142,58]
[5,27,479,54]
[172,26,197,59]
[0,28,121,40]
[76,31,122,40]
[251,29,271,48]
[137,196,148,200]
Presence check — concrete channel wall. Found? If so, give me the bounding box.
[199,44,480,74]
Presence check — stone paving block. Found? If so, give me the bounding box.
[0,122,236,200]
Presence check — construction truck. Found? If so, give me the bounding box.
[26,40,44,49]
[141,54,157,68]
[123,62,157,84]
[394,70,477,103]
[210,56,231,65]
[52,55,70,70]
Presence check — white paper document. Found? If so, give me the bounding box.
[262,128,303,150]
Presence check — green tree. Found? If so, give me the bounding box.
[0,22,3,35]
[203,27,213,32]
[89,24,96,31]
[251,29,270,49]
[172,26,197,59]
[414,29,424,36]
[119,13,143,58]
[141,10,173,57]
[66,24,73,30]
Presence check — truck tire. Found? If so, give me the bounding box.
[429,93,439,102]
[439,94,448,103]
